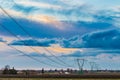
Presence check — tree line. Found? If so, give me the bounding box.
[2,65,17,75]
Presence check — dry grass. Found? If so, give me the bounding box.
[0,78,120,80]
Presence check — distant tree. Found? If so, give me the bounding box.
[41,68,44,74]
[55,69,57,72]
[67,68,70,72]
[2,65,10,74]
[2,65,17,75]
[9,67,17,74]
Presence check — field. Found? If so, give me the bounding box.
[0,73,120,80]
[0,79,120,80]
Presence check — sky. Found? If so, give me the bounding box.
[0,0,120,70]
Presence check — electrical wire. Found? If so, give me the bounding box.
[0,23,67,68]
[0,5,74,68]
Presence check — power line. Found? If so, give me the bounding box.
[0,23,67,68]
[0,39,55,67]
[0,5,73,68]
[0,6,72,68]
[44,48,74,67]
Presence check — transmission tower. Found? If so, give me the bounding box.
[89,62,100,72]
[76,58,86,74]
[89,62,95,71]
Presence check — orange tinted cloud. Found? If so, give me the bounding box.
[29,15,66,30]
[0,8,72,30]
[47,47,82,54]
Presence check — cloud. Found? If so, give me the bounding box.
[0,9,26,18]
[0,0,120,49]
[10,28,120,49]
[61,51,83,57]
[81,29,120,49]
[0,0,97,22]
[29,15,70,30]
[111,6,120,12]
[59,29,120,49]
[60,0,85,6]
[96,53,113,60]
[20,52,48,57]
[9,38,58,47]
[13,4,37,14]
[0,0,14,9]
[0,0,118,31]
[60,35,82,48]
[58,3,96,22]
[0,15,114,39]
[15,0,62,10]
[0,8,71,30]
[0,16,75,38]
[0,37,5,42]
[60,48,120,58]
[0,0,119,23]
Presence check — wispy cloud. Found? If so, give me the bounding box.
[29,15,70,30]
[0,0,119,28]
[15,0,62,10]
[0,37,6,42]
[9,38,57,47]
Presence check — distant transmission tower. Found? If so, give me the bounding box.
[89,62,95,71]
[89,62,99,72]
[76,58,86,74]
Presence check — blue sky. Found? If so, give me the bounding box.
[0,0,120,70]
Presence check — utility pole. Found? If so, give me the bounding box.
[76,58,86,74]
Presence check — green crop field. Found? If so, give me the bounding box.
[0,78,120,80]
